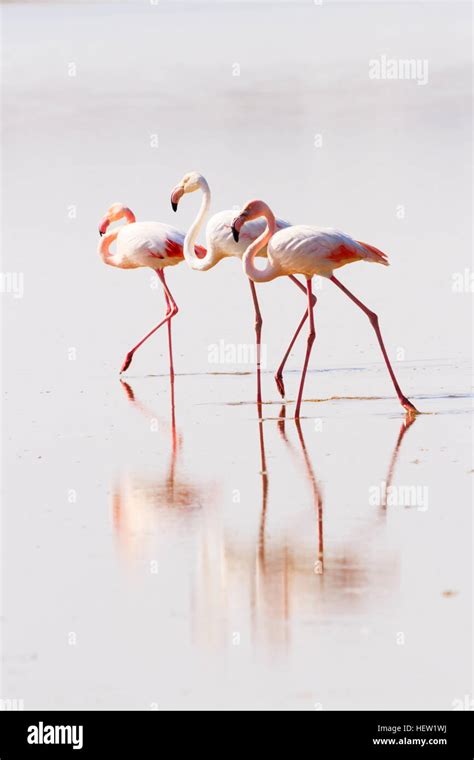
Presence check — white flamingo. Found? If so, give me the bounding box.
[231,199,418,418]
[170,172,315,404]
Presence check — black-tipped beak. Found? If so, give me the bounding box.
[99,216,110,236]
[231,223,240,243]
[170,185,184,212]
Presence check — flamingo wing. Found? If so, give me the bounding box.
[160,226,206,260]
[270,226,389,277]
[116,222,206,266]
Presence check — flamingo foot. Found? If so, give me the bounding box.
[120,353,133,374]
[401,397,419,415]
[275,373,285,398]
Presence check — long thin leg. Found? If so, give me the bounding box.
[275,310,309,397]
[156,270,178,378]
[120,269,179,374]
[330,275,418,414]
[275,275,317,398]
[295,278,316,419]
[257,399,269,562]
[248,279,263,407]
[295,419,324,571]
[163,285,175,378]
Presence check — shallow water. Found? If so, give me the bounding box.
[3,361,472,709]
[1,0,472,709]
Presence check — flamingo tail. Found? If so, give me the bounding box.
[356,240,390,266]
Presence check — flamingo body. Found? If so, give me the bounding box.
[266,225,389,279]
[205,209,290,263]
[99,220,206,270]
[113,222,186,269]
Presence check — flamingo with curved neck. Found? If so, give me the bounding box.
[98,202,205,376]
[232,198,418,418]
[170,171,317,403]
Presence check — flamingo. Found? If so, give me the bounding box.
[98,202,206,374]
[169,172,316,404]
[231,199,418,418]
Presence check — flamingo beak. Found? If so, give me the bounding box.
[99,216,110,236]
[170,185,184,212]
[231,215,244,243]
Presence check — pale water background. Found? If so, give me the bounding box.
[1,0,472,709]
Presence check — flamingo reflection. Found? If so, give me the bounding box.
[111,378,417,651]
[112,378,215,561]
[195,407,418,652]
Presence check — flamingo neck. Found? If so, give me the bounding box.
[99,210,135,267]
[183,179,217,271]
[242,206,279,283]
[99,230,120,267]
[123,208,136,224]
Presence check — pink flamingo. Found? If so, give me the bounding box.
[170,172,316,403]
[231,200,418,418]
[98,203,206,374]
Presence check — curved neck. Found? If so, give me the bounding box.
[242,208,279,283]
[99,230,120,267]
[120,208,136,225]
[183,179,217,271]
[99,210,135,267]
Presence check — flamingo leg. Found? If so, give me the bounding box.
[248,279,263,407]
[295,419,324,571]
[120,269,179,374]
[274,275,318,398]
[163,287,175,379]
[257,398,269,561]
[330,275,418,414]
[295,278,316,419]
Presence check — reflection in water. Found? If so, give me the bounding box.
[258,403,323,569]
[111,380,417,652]
[195,407,416,652]
[381,412,417,509]
[256,400,269,559]
[112,379,215,560]
[278,407,324,572]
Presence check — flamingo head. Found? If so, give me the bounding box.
[231,200,267,242]
[98,203,135,235]
[170,171,206,211]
